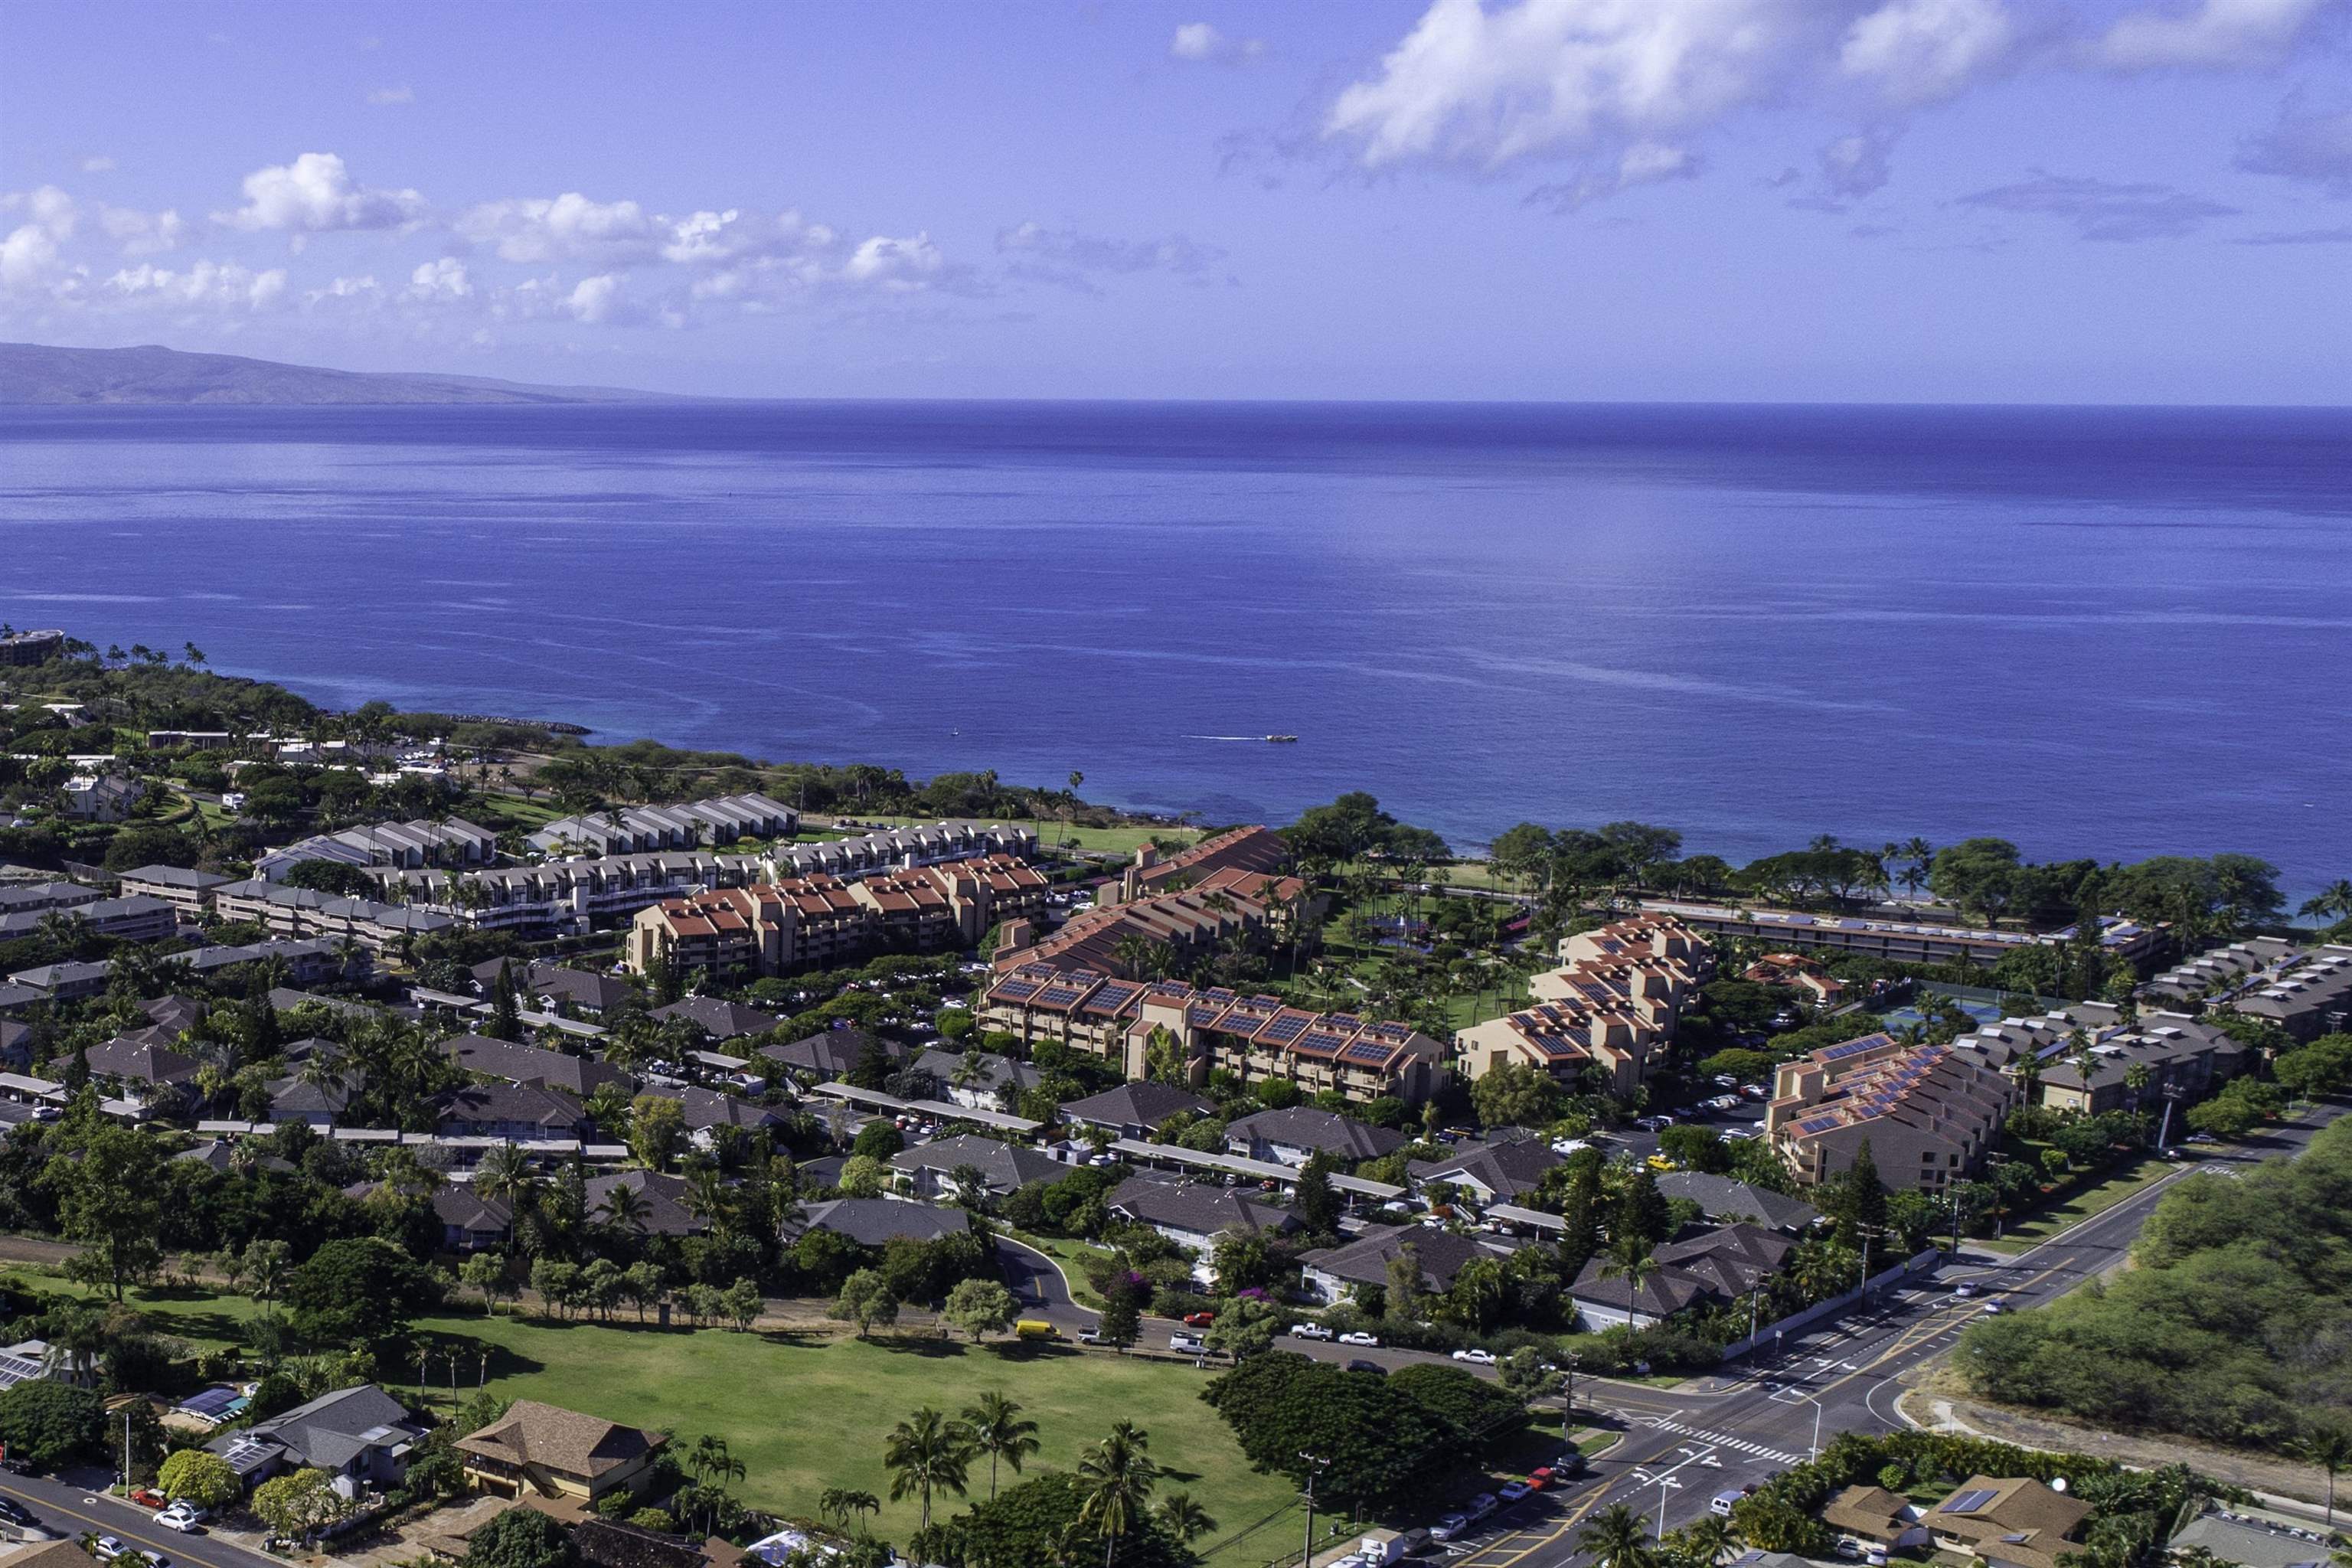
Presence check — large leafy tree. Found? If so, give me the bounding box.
[44,1119,165,1301]
[0,1381,104,1469]
[462,1504,578,1568]
[284,1236,442,1345]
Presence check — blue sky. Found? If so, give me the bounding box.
[4,0,2348,400]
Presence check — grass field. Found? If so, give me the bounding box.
[825,815,1197,859]
[2,1271,1294,1560]
[1980,1153,2175,1253]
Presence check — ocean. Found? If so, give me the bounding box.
[2,401,2347,896]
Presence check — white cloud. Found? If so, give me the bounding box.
[660,207,836,266]
[407,257,473,301]
[1171,22,1266,64]
[306,275,384,305]
[2091,0,2335,70]
[456,192,656,263]
[843,234,944,289]
[100,206,185,256]
[1325,0,1814,172]
[105,260,289,309]
[367,85,415,105]
[1818,127,1899,196]
[995,222,1226,283]
[562,273,625,323]
[1839,0,2013,103]
[0,224,63,293]
[79,155,116,174]
[220,152,426,232]
[1527,139,1705,209]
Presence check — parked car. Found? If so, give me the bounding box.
[1548,1450,1589,1476]
[1952,1282,1976,1298]
[1429,1514,1472,1543]
[129,1488,168,1511]
[1835,1538,1864,1560]
[1645,1155,1680,1172]
[1451,1348,1497,1365]
[1712,1074,1739,1088]
[1182,1311,1217,1328]
[1289,1322,1334,1341]
[1497,1481,1532,1504]
[1170,1331,1207,1353]
[1077,1329,1104,1345]
[1345,1358,1387,1376]
[0,1499,31,1526]
[1465,1493,1499,1521]
[1712,1491,1745,1518]
[158,1504,207,1534]
[92,1539,128,1563]
[1338,1331,1380,1347]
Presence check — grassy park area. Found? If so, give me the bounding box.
[1,1270,1292,1560]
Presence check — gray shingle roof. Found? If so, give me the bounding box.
[1226,1106,1407,1161]
[1060,1081,1214,1129]
[790,1197,972,1246]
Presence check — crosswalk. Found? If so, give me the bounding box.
[1644,1416,1806,1467]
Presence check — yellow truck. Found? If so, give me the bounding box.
[1014,1319,1059,1341]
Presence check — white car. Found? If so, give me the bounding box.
[1430,1514,1472,1543]
[92,1540,127,1563]
[1451,1348,1497,1365]
[1979,1298,2005,1315]
[1952,1282,1976,1298]
[158,1504,207,1533]
[1288,1322,1334,1341]
[1338,1331,1380,1348]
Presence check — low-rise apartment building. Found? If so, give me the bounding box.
[1103,824,1292,903]
[0,893,177,943]
[979,965,1447,1103]
[996,864,1305,976]
[1642,900,2164,968]
[1766,1033,2015,1191]
[2141,936,2302,1005]
[761,820,1039,880]
[623,854,1048,979]
[2231,943,2352,1041]
[115,863,232,917]
[211,878,456,949]
[60,774,142,822]
[1459,913,1712,1093]
[528,793,798,858]
[1950,1003,2250,1116]
[1452,997,1658,1095]
[256,816,498,881]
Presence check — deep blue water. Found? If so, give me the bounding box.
[2,401,2347,895]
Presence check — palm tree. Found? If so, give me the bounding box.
[2122,1061,2154,1112]
[686,1433,745,1533]
[474,1142,535,1206]
[1076,1424,1160,1568]
[2293,1424,2352,1528]
[818,1488,880,1537]
[1155,1491,1217,1547]
[2301,881,2352,926]
[1599,1237,1659,1314]
[883,1407,973,1533]
[596,1182,651,1240]
[961,1391,1040,1501]
[1580,1504,1657,1568]
[1679,1514,1738,1567]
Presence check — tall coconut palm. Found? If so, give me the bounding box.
[596,1182,650,1240]
[960,1391,1040,1501]
[2301,881,2352,926]
[1580,1504,1656,1568]
[474,1142,535,1206]
[883,1407,973,1533]
[818,1488,880,1537]
[2293,1424,2352,1529]
[1076,1424,1160,1568]
[1679,1514,1738,1566]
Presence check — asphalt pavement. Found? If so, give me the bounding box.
[1435,1107,2344,1568]
[0,1468,275,1568]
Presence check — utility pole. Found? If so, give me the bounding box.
[1298,1451,1331,1568]
[1563,1351,1581,1426]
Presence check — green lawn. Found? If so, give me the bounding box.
[832,815,1194,859]
[466,792,567,829]
[3,1272,1290,1560]
[1979,1153,2177,1253]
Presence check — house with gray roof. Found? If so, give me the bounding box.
[1224,1106,1406,1168]
[654,996,785,1040]
[889,1132,1064,1197]
[433,1083,591,1139]
[207,1383,424,1491]
[1060,1081,1214,1139]
[913,1047,1041,1111]
[1655,1171,1822,1233]
[788,1197,971,1248]
[1408,1138,1561,1204]
[584,1170,703,1236]
[1298,1227,1506,1305]
[1109,1176,1297,1260]
[440,1033,632,1098]
[762,1027,900,1081]
[269,1070,361,1127]
[2168,1512,2332,1568]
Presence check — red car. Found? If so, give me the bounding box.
[1525,1469,1555,1491]
[1182,1312,1217,1328]
[129,1488,168,1510]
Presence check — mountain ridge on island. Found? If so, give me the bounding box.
[0,341,705,406]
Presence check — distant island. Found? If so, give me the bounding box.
[0,340,691,406]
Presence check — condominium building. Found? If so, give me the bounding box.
[1766,1034,2015,1191]
[527,793,798,858]
[622,854,1048,979]
[979,964,1446,1103]
[115,863,233,917]
[2141,936,2301,1005]
[211,879,456,949]
[1642,900,2164,967]
[1455,911,1707,1093]
[996,864,1305,976]
[0,629,64,666]
[256,816,498,882]
[0,894,177,943]
[2229,943,2352,1041]
[1103,825,1292,904]
[1949,1003,2250,1116]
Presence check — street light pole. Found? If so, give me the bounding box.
[1299,1451,1331,1568]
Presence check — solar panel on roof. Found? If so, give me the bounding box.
[180,1387,240,1418]
[1942,1489,1998,1514]
[1260,1014,1311,1044]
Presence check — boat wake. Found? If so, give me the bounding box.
[1185,734,1259,742]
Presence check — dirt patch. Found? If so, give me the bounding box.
[1899,1384,2334,1508]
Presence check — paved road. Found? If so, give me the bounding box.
[0,1468,275,1568]
[1435,1109,2344,1568]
